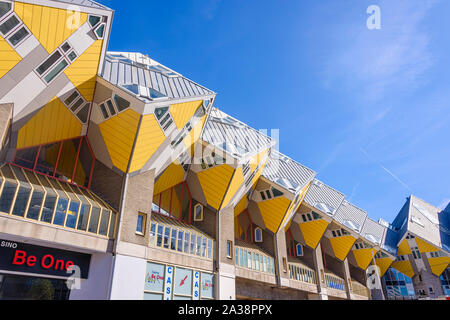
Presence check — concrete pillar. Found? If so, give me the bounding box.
[0,103,12,162]
[312,243,328,300]
[216,206,236,300]
[274,228,290,288]
[341,258,352,300]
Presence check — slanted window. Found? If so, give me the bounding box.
[113,94,130,112]
[94,23,105,39]
[8,26,29,46]
[296,244,303,257]
[0,14,19,36]
[193,203,203,222]
[88,15,101,28]
[43,59,68,83]
[0,1,12,20]
[136,212,147,235]
[254,227,263,243]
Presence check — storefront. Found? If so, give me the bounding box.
[143,261,215,300]
[0,238,91,300]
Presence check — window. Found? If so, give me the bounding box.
[0,2,12,20]
[282,257,287,273]
[8,26,29,46]
[0,14,19,35]
[136,212,147,235]
[113,94,130,112]
[296,244,303,257]
[37,51,63,75]
[43,59,68,83]
[428,286,434,294]
[254,227,263,242]
[226,240,233,259]
[411,247,421,260]
[88,15,101,28]
[193,203,203,221]
[94,23,105,39]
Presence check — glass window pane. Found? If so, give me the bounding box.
[113,94,130,112]
[95,24,105,38]
[44,59,68,83]
[136,215,144,233]
[184,232,190,253]
[0,2,12,20]
[53,198,68,226]
[0,181,17,214]
[88,15,101,27]
[202,238,207,257]
[12,185,31,217]
[177,230,183,252]
[64,91,79,106]
[98,209,110,235]
[26,190,44,220]
[243,251,248,268]
[150,223,156,246]
[108,212,116,238]
[77,203,90,231]
[156,225,163,247]
[255,254,260,271]
[70,98,84,112]
[163,227,170,249]
[87,206,101,233]
[99,103,108,118]
[190,234,196,255]
[171,229,177,250]
[207,239,212,259]
[196,235,201,256]
[65,200,79,229]
[0,15,19,35]
[40,194,57,223]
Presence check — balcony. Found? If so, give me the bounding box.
[350,279,370,299]
[288,261,318,293]
[148,213,215,270]
[0,163,117,251]
[235,241,276,285]
[324,271,347,299]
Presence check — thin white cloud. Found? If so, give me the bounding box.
[360,148,412,191]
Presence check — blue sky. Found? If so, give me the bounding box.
[102,0,450,223]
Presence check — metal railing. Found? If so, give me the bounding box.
[288,262,317,285]
[324,272,346,291]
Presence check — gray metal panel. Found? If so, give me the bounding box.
[262,150,316,194]
[360,217,385,245]
[334,200,368,233]
[304,179,345,216]
[50,0,111,10]
[202,108,275,159]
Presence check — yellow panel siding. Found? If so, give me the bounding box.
[64,40,103,101]
[256,197,291,233]
[15,2,88,54]
[197,164,234,210]
[17,97,82,148]
[234,196,248,217]
[0,36,21,78]
[251,158,269,189]
[184,115,206,157]
[278,183,309,231]
[415,237,439,253]
[352,248,377,270]
[397,239,412,255]
[155,188,181,219]
[329,236,357,261]
[427,257,450,277]
[391,260,414,278]
[99,109,140,173]
[170,100,203,130]
[250,148,269,173]
[299,219,329,249]
[128,114,166,173]
[153,163,186,195]
[374,257,394,277]
[221,167,244,209]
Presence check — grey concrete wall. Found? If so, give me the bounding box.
[274,229,289,286]
[236,278,309,300]
[90,159,124,211]
[118,169,155,248]
[0,104,12,162]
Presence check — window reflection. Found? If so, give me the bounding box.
[65,201,79,229]
[0,181,17,214]
[88,206,101,233]
[53,198,68,226]
[26,191,44,220]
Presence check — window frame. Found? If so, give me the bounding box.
[136,212,147,236]
[254,227,263,243]
[193,203,203,222]
[226,240,233,259]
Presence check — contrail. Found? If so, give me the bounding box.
[360,148,412,191]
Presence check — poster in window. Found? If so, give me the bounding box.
[201,272,214,299]
[174,267,192,296]
[144,262,165,293]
